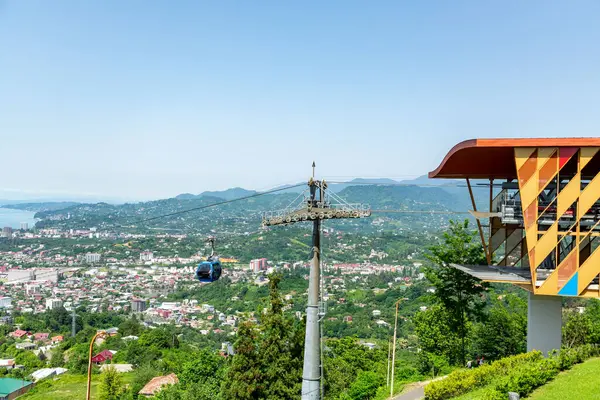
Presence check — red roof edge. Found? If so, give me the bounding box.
[429,139,477,179]
[429,138,600,179]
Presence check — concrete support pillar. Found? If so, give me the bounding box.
[527,293,562,355]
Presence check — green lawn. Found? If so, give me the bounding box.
[451,386,490,400]
[529,358,600,400]
[452,358,600,400]
[20,372,135,400]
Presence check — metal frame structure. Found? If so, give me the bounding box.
[430,138,600,297]
[263,163,371,400]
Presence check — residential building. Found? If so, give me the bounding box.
[9,330,28,339]
[85,253,101,263]
[91,349,115,364]
[131,299,147,313]
[45,298,63,310]
[33,333,49,342]
[20,223,28,231]
[0,377,35,399]
[15,343,35,350]
[0,298,11,308]
[0,360,15,370]
[249,258,268,273]
[140,251,154,262]
[104,328,119,336]
[1,227,12,238]
[138,374,179,397]
[51,336,64,344]
[31,368,67,382]
[25,284,40,295]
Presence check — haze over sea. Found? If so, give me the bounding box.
[0,208,37,230]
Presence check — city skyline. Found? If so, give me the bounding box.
[3,1,600,201]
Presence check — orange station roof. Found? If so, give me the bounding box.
[429,138,600,180]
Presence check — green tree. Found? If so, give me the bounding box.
[118,316,143,337]
[66,342,93,374]
[222,273,304,400]
[471,294,526,360]
[345,371,383,400]
[258,273,304,399]
[563,311,593,348]
[583,300,600,344]
[99,365,124,400]
[15,350,44,371]
[156,382,221,400]
[178,349,224,399]
[222,322,261,399]
[323,336,387,399]
[117,340,162,367]
[50,347,65,368]
[138,328,178,350]
[413,304,460,372]
[425,220,488,365]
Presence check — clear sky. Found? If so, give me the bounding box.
[2,1,600,202]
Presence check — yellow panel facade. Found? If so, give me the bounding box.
[557,173,580,217]
[519,172,539,209]
[579,147,599,171]
[515,147,537,170]
[513,146,600,297]
[537,270,559,295]
[579,174,600,218]
[578,247,600,294]
[535,223,558,269]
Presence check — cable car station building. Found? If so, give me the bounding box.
[430,138,600,354]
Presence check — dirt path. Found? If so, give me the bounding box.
[391,376,447,400]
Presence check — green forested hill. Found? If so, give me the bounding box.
[30,184,484,233]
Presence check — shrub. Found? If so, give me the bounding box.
[488,358,559,398]
[557,344,600,370]
[424,351,542,400]
[425,346,599,400]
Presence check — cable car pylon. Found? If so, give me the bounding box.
[263,163,371,400]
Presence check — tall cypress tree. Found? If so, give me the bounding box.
[222,322,262,399]
[259,274,303,399]
[223,273,304,400]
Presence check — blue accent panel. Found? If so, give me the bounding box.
[559,272,578,296]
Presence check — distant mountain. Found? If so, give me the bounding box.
[397,175,462,187]
[347,178,399,184]
[336,184,470,211]
[200,187,258,200]
[174,193,197,200]
[328,178,401,193]
[269,178,405,195]
[175,187,259,201]
[1,202,80,212]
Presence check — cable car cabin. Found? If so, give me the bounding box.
[195,259,222,283]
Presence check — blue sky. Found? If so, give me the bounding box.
[2,1,600,201]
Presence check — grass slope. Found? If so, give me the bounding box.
[528,357,600,400]
[21,372,134,400]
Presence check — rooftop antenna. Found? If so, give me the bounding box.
[263,163,371,400]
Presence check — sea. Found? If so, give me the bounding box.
[0,208,38,230]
